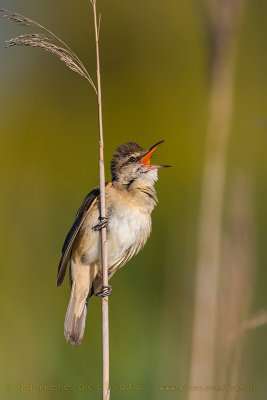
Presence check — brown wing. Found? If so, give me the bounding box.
[57,186,100,287]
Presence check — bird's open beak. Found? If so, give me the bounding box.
[141,140,171,169]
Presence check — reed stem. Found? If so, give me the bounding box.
[91,1,110,399]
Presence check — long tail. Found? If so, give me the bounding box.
[64,263,98,348]
[64,281,88,347]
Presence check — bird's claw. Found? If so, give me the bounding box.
[93,216,109,231]
[95,285,112,297]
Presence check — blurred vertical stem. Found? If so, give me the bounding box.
[218,172,255,400]
[189,0,244,397]
[91,1,110,399]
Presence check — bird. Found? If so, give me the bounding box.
[57,140,169,347]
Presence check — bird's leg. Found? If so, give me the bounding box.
[93,216,109,231]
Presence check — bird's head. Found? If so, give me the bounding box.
[110,141,170,186]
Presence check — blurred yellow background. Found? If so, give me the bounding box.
[0,0,266,399]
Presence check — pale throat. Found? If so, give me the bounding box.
[128,171,158,209]
[117,168,158,186]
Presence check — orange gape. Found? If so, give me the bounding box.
[141,141,163,166]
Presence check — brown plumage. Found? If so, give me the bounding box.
[57,141,169,347]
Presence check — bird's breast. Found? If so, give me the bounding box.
[106,202,151,264]
[73,187,153,268]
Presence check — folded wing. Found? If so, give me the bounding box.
[57,186,101,287]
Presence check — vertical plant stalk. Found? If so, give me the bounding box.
[218,173,255,400]
[91,1,110,400]
[189,0,244,398]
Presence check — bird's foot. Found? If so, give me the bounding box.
[93,216,109,231]
[95,285,112,297]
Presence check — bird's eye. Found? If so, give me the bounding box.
[128,156,136,162]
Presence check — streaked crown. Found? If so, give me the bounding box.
[110,142,145,181]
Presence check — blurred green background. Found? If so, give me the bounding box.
[0,0,266,399]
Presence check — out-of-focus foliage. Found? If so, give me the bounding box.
[0,0,266,399]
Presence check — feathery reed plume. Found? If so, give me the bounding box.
[0,9,32,26]
[0,8,96,92]
[6,34,87,79]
